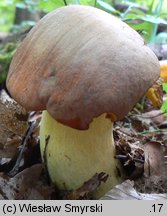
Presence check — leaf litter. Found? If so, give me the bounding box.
[0,90,28,158]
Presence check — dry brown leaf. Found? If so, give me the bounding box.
[0,164,52,200]
[0,91,28,158]
[144,141,167,178]
[133,141,167,194]
[101,180,167,200]
[134,110,167,128]
[114,127,144,179]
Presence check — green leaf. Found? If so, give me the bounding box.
[140,15,167,25]
[163,83,167,93]
[161,100,167,116]
[148,0,156,14]
[128,7,146,16]
[159,12,167,18]
[161,83,167,116]
[96,0,120,14]
[38,0,65,11]
[80,0,93,5]
[127,21,154,42]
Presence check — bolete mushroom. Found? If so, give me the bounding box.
[6,5,160,198]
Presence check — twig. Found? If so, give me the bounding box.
[115,155,144,164]
[132,110,167,119]
[8,120,38,177]
[138,129,161,134]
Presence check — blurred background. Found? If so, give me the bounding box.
[0,0,166,38]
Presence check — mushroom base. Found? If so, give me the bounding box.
[40,111,123,198]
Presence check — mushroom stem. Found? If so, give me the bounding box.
[40,111,123,198]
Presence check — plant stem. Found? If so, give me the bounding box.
[63,0,67,6]
[150,0,164,43]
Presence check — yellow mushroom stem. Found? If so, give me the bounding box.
[40,111,123,198]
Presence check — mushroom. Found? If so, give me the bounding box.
[6,5,160,198]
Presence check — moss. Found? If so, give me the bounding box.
[0,42,18,83]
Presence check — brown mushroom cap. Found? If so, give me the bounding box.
[6,5,160,130]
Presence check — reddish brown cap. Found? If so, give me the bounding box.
[6,5,160,130]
